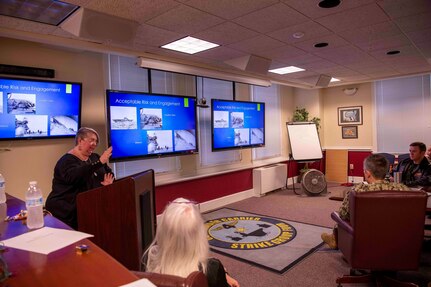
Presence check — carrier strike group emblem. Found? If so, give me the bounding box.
[205,216,297,250]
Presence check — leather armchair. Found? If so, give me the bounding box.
[131,270,209,287]
[331,190,427,286]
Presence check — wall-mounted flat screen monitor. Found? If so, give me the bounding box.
[106,90,198,162]
[211,99,265,151]
[0,76,82,140]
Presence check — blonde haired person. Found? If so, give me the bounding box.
[143,198,240,287]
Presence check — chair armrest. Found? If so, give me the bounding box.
[131,270,208,287]
[331,211,354,235]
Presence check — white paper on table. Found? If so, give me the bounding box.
[119,278,157,287]
[2,226,93,255]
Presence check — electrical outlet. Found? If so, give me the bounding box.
[349,164,354,170]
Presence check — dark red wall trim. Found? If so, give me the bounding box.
[154,155,328,214]
[155,169,252,214]
[348,150,372,177]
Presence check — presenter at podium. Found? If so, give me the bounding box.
[46,127,114,229]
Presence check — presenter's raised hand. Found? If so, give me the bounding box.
[100,146,112,164]
[101,173,114,186]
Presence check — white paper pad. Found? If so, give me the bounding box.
[119,278,157,287]
[2,226,93,255]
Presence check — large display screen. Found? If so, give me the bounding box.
[106,90,198,162]
[211,99,265,151]
[0,76,82,140]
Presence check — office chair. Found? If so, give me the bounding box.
[331,190,427,287]
[132,271,209,287]
[397,153,410,164]
[376,153,395,166]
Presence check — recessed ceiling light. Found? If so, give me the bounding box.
[386,50,400,55]
[269,66,305,75]
[293,32,305,39]
[330,78,340,82]
[314,42,329,48]
[318,0,341,8]
[162,36,219,54]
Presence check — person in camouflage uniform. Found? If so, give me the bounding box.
[321,154,409,249]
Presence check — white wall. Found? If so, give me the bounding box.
[0,37,106,199]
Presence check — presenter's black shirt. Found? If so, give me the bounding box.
[45,153,112,229]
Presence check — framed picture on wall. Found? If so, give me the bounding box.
[338,106,363,125]
[342,126,358,139]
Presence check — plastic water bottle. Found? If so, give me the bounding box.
[25,181,44,229]
[0,174,5,204]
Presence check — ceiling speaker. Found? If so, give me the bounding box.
[60,8,139,46]
[315,75,331,87]
[224,55,272,75]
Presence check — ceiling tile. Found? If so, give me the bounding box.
[369,45,422,60]
[377,0,431,19]
[342,59,385,70]
[316,66,363,78]
[196,46,248,61]
[193,22,259,46]
[394,12,431,33]
[406,27,431,44]
[146,4,223,34]
[316,3,389,33]
[338,21,401,45]
[354,34,412,52]
[181,0,278,20]
[300,60,340,72]
[292,34,349,53]
[415,41,431,58]
[233,3,308,33]
[281,70,319,79]
[280,53,327,66]
[134,24,185,47]
[314,45,375,65]
[268,21,333,44]
[227,35,285,54]
[79,0,180,23]
[353,65,396,74]
[2,0,431,88]
[366,70,401,78]
[282,0,375,19]
[258,45,307,63]
[0,15,57,34]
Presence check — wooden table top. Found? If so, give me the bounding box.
[0,195,138,287]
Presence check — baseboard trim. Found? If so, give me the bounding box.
[348,176,363,183]
[199,189,255,213]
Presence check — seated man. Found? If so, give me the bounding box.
[321,154,409,249]
[394,142,431,187]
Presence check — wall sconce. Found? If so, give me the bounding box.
[343,87,358,96]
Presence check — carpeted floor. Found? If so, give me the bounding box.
[203,207,331,273]
[207,183,431,287]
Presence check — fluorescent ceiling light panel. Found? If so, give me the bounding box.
[162,36,219,54]
[268,66,305,74]
[330,78,340,82]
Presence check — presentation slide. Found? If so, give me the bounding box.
[211,99,265,151]
[106,90,198,161]
[0,77,81,140]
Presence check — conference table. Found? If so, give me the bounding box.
[0,195,139,286]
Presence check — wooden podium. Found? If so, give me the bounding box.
[77,169,156,271]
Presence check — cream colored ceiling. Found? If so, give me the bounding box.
[1,0,430,88]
